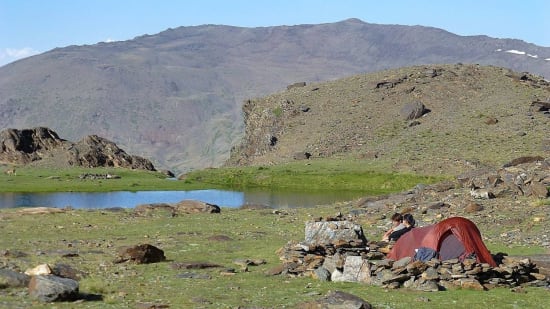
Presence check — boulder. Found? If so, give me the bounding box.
[304,221,367,247]
[400,101,427,120]
[28,275,79,302]
[0,269,30,288]
[331,256,371,283]
[115,244,166,264]
[524,182,549,198]
[173,200,221,214]
[52,263,88,281]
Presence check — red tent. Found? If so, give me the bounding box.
[387,217,497,267]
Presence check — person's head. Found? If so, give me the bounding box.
[390,213,403,226]
[403,213,415,227]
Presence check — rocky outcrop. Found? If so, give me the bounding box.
[457,157,549,198]
[0,127,66,164]
[134,200,221,216]
[0,127,155,170]
[69,135,155,170]
[226,64,549,174]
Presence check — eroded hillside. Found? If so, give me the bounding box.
[228,64,550,175]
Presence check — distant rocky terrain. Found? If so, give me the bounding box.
[228,64,550,175]
[0,127,155,170]
[1,19,549,173]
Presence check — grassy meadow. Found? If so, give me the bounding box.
[0,163,548,308]
[1,159,446,194]
[0,205,548,308]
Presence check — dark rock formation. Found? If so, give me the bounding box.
[0,127,155,170]
[0,127,65,164]
[70,135,154,170]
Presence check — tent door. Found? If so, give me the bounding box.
[439,233,465,261]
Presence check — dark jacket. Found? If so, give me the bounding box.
[389,226,412,241]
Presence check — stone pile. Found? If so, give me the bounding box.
[348,254,548,291]
[457,156,549,199]
[276,220,371,277]
[276,219,550,291]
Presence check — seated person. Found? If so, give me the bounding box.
[382,213,404,241]
[388,213,415,241]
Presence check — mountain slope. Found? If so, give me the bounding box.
[1,19,549,173]
[227,64,550,175]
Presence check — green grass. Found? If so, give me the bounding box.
[0,167,211,193]
[1,160,446,195]
[183,159,446,194]
[0,206,547,308]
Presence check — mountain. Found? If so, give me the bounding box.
[227,64,550,175]
[1,19,549,173]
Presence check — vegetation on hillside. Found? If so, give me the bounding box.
[229,64,550,176]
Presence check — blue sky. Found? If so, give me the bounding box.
[1,0,549,66]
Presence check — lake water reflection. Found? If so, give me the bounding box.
[0,189,365,209]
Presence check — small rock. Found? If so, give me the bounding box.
[265,264,285,276]
[465,202,484,213]
[24,264,52,276]
[392,257,412,269]
[313,267,331,281]
[459,278,485,290]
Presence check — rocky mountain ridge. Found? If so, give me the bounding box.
[1,19,549,173]
[0,127,155,170]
